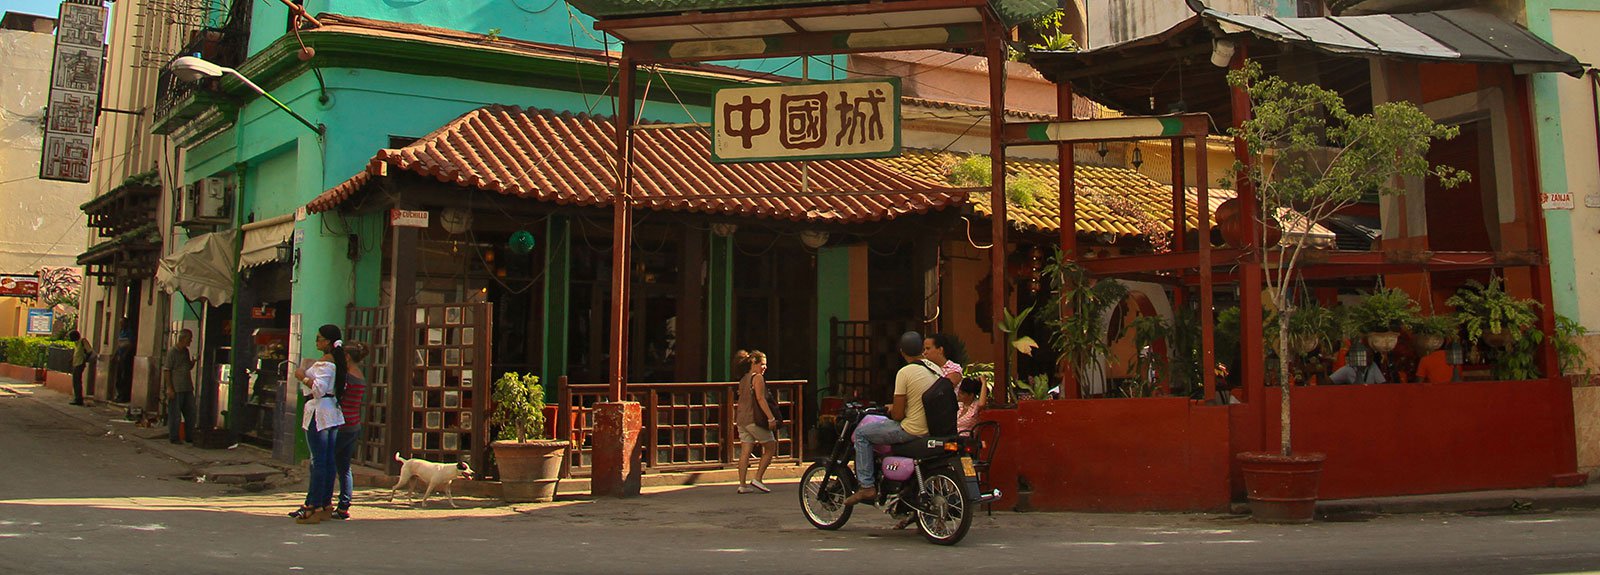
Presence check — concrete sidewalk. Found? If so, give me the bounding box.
[8,374,1596,517]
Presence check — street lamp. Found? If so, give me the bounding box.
[169,56,324,135]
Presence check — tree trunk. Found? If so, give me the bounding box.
[1278,312,1293,457]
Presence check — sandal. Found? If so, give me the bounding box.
[331,508,350,520]
[288,505,315,519]
[292,506,320,524]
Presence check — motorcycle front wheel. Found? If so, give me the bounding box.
[916,469,973,545]
[798,462,854,530]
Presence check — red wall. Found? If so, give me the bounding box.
[981,398,1233,512]
[1258,381,1578,499]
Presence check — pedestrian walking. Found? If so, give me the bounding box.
[163,329,196,444]
[333,341,369,520]
[290,324,347,524]
[69,330,93,406]
[734,350,778,494]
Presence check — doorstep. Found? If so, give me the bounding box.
[1227,481,1600,517]
[352,462,808,499]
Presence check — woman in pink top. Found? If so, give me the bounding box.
[922,333,965,381]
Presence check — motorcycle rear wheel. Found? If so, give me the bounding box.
[916,469,973,545]
[798,462,854,530]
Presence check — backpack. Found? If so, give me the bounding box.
[918,362,960,437]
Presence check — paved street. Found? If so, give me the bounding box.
[3,386,1600,575]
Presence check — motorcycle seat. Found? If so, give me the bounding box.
[889,435,962,459]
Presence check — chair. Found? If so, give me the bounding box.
[963,420,1001,515]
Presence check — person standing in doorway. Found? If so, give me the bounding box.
[163,329,196,444]
[69,330,93,406]
[332,341,368,520]
[734,350,779,494]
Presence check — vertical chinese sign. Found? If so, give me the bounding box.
[40,0,108,183]
[711,79,900,163]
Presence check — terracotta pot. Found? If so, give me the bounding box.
[1366,332,1400,354]
[1414,334,1445,356]
[33,367,46,383]
[492,439,570,503]
[1483,329,1511,348]
[1215,198,1283,248]
[1237,451,1327,524]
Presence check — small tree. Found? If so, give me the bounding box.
[490,372,547,442]
[1228,61,1466,456]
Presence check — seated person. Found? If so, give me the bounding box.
[1329,364,1386,385]
[1413,349,1453,383]
[843,331,941,506]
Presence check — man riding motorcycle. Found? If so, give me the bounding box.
[842,331,943,506]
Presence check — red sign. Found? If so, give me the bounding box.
[251,305,277,320]
[0,275,40,298]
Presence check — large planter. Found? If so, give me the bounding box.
[1414,334,1446,356]
[1237,451,1326,524]
[1216,197,1283,248]
[1483,329,1511,348]
[492,439,570,503]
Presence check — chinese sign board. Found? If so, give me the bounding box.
[27,309,54,334]
[0,275,41,298]
[712,79,900,164]
[40,0,108,183]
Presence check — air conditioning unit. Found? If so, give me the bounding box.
[179,174,233,228]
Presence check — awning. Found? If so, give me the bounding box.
[239,214,295,270]
[156,230,238,305]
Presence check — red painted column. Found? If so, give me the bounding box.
[1170,137,1187,312]
[1231,44,1266,423]
[1057,79,1080,399]
[594,51,643,497]
[986,23,1011,399]
[1196,139,1216,404]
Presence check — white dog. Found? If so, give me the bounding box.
[390,452,475,507]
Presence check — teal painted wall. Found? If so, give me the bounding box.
[1523,1,1593,322]
[815,245,850,396]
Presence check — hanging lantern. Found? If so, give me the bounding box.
[1096,141,1109,158]
[1349,339,1370,369]
[507,230,536,255]
[1445,340,1464,366]
[1131,146,1144,169]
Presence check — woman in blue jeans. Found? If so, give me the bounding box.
[333,342,368,519]
[290,325,347,524]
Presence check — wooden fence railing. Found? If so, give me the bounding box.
[558,380,805,476]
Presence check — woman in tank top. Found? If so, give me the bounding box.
[734,350,778,494]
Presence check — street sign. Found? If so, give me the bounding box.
[390,209,430,228]
[26,309,54,334]
[711,78,901,164]
[1540,192,1574,210]
[0,275,41,298]
[40,0,108,183]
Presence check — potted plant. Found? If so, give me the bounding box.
[1410,315,1459,356]
[1041,249,1129,398]
[489,372,570,503]
[1352,288,1419,354]
[1447,277,1539,349]
[1228,61,1465,523]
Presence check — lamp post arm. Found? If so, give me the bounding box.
[224,68,325,136]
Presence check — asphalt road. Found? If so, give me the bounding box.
[3,388,1600,575]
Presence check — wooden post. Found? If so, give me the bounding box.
[1231,43,1266,417]
[1057,79,1080,399]
[1170,137,1187,312]
[388,200,418,475]
[1196,139,1217,403]
[986,22,1010,400]
[608,54,636,402]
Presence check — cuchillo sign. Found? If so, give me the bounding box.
[390,209,430,228]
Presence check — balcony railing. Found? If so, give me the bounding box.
[558,380,807,476]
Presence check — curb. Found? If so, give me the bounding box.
[1219,485,1600,517]
[353,462,809,498]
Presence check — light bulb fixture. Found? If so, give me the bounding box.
[800,230,830,249]
[168,56,324,135]
[1130,146,1144,169]
[1096,141,1109,158]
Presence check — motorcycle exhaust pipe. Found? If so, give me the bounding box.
[975,489,1002,504]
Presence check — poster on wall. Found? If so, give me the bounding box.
[26,309,54,334]
[39,0,108,183]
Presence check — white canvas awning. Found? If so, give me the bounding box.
[156,230,238,305]
[238,214,296,271]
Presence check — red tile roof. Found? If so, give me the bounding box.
[309,106,964,222]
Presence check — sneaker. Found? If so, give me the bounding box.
[331,509,350,520]
[750,480,771,493]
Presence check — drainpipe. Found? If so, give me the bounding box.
[1590,70,1599,190]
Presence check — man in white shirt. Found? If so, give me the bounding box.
[843,331,941,506]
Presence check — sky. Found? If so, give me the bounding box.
[1,0,68,18]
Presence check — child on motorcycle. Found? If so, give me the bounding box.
[842,331,941,506]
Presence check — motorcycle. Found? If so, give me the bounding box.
[797,403,999,545]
